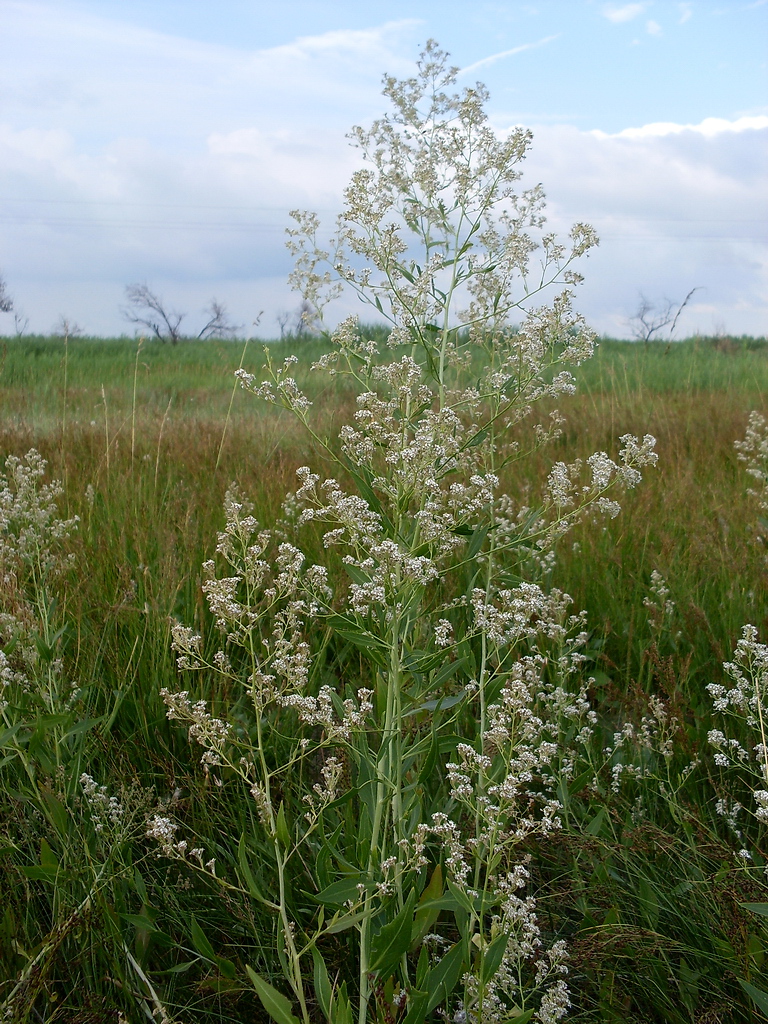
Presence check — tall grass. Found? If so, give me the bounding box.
[0,331,766,1021]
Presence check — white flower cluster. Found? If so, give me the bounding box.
[279,685,373,741]
[237,354,312,415]
[0,449,79,570]
[708,626,768,726]
[643,569,676,632]
[457,864,570,1024]
[445,654,593,844]
[160,689,231,767]
[543,434,657,539]
[470,585,573,649]
[705,625,768,848]
[602,696,680,792]
[0,450,79,682]
[169,491,335,717]
[303,754,345,821]
[80,773,125,833]
[145,814,208,869]
[735,411,768,513]
[295,469,382,549]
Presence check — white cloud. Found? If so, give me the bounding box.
[678,2,693,23]
[594,115,768,138]
[1,4,765,339]
[602,3,649,24]
[517,115,767,336]
[646,19,663,35]
[459,35,561,75]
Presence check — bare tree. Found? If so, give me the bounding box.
[275,303,312,339]
[629,287,701,343]
[0,273,13,314]
[122,283,185,344]
[53,316,84,338]
[198,299,240,340]
[275,310,291,339]
[13,310,29,337]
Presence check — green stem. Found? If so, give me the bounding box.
[255,709,311,1024]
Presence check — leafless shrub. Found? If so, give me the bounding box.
[0,273,13,314]
[198,299,240,340]
[122,284,240,343]
[121,283,186,344]
[13,311,29,338]
[629,287,700,343]
[53,316,84,338]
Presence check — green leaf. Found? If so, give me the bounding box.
[739,978,768,1014]
[41,791,68,838]
[405,691,466,717]
[505,1009,535,1023]
[412,864,443,948]
[40,838,58,872]
[466,524,489,560]
[369,889,417,979]
[401,988,430,1024]
[342,562,371,586]
[326,614,389,667]
[246,968,301,1024]
[22,838,60,882]
[637,876,660,930]
[21,865,58,882]
[161,960,198,974]
[446,878,474,914]
[121,913,159,933]
[742,903,768,919]
[410,894,462,915]
[326,908,370,934]
[238,835,269,904]
[425,941,465,1013]
[565,768,594,798]
[314,875,367,905]
[190,916,216,961]
[133,866,149,905]
[312,948,332,1021]
[62,717,103,742]
[0,723,23,748]
[416,722,441,785]
[480,932,509,986]
[214,956,236,980]
[467,428,489,448]
[416,943,429,989]
[331,982,354,1024]
[585,806,607,836]
[432,655,468,687]
[276,803,291,849]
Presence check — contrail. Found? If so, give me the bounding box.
[459,34,561,76]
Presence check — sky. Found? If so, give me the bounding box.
[0,0,766,339]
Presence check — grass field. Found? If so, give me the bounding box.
[2,331,768,1022]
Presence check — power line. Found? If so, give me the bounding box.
[0,197,338,212]
[1,198,765,225]
[0,216,288,230]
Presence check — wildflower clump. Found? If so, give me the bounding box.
[158,42,658,1024]
[0,449,79,720]
[735,410,768,552]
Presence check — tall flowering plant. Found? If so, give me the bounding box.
[158,42,656,1024]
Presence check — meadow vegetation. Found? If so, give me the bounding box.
[2,42,768,1024]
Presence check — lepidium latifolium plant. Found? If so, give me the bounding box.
[0,453,179,1024]
[158,42,657,1024]
[705,412,768,850]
